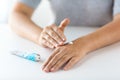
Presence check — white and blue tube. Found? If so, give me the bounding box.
[11,51,41,62]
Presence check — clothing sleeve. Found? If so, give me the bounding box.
[18,0,41,9]
[113,0,120,15]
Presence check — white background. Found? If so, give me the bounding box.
[0,0,15,23]
[0,0,54,26]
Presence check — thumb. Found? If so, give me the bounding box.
[59,18,70,32]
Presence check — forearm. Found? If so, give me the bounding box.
[9,12,43,44]
[74,15,120,53]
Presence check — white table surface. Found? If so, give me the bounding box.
[0,24,120,80]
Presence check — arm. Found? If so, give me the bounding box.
[74,14,120,53]
[42,14,120,72]
[9,2,43,44]
[9,2,69,48]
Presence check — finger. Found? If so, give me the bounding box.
[59,18,70,32]
[47,27,63,45]
[43,47,67,72]
[50,55,71,72]
[42,48,60,71]
[43,32,58,47]
[63,57,80,71]
[42,38,54,49]
[51,25,66,41]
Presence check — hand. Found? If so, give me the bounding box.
[38,18,70,49]
[42,40,88,72]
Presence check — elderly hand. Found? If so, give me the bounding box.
[42,39,88,72]
[38,18,70,49]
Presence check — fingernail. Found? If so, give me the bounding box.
[51,68,55,72]
[55,44,58,47]
[62,39,65,41]
[52,46,54,48]
[43,68,49,72]
[42,66,45,70]
[55,45,57,47]
[64,68,68,71]
[60,42,63,45]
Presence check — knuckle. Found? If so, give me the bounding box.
[72,58,78,62]
[57,29,62,34]
[54,27,59,32]
[49,62,54,67]
[55,35,60,40]
[40,30,44,34]
[42,39,47,44]
[40,40,47,47]
[50,39,54,42]
[42,31,46,34]
[46,35,50,39]
[55,63,60,68]
[45,26,50,30]
[40,32,44,36]
[47,42,50,46]
[49,62,52,66]
[56,28,59,32]
[71,59,76,63]
[40,34,44,38]
[55,31,63,38]
[41,32,46,37]
[58,33,63,38]
[62,57,67,61]
[54,55,59,60]
[42,28,46,32]
[49,31,54,36]
[41,44,47,48]
[50,39,55,44]
[47,44,52,48]
[48,43,54,48]
[51,25,55,28]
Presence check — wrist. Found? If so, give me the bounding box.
[36,28,43,45]
[72,36,93,54]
